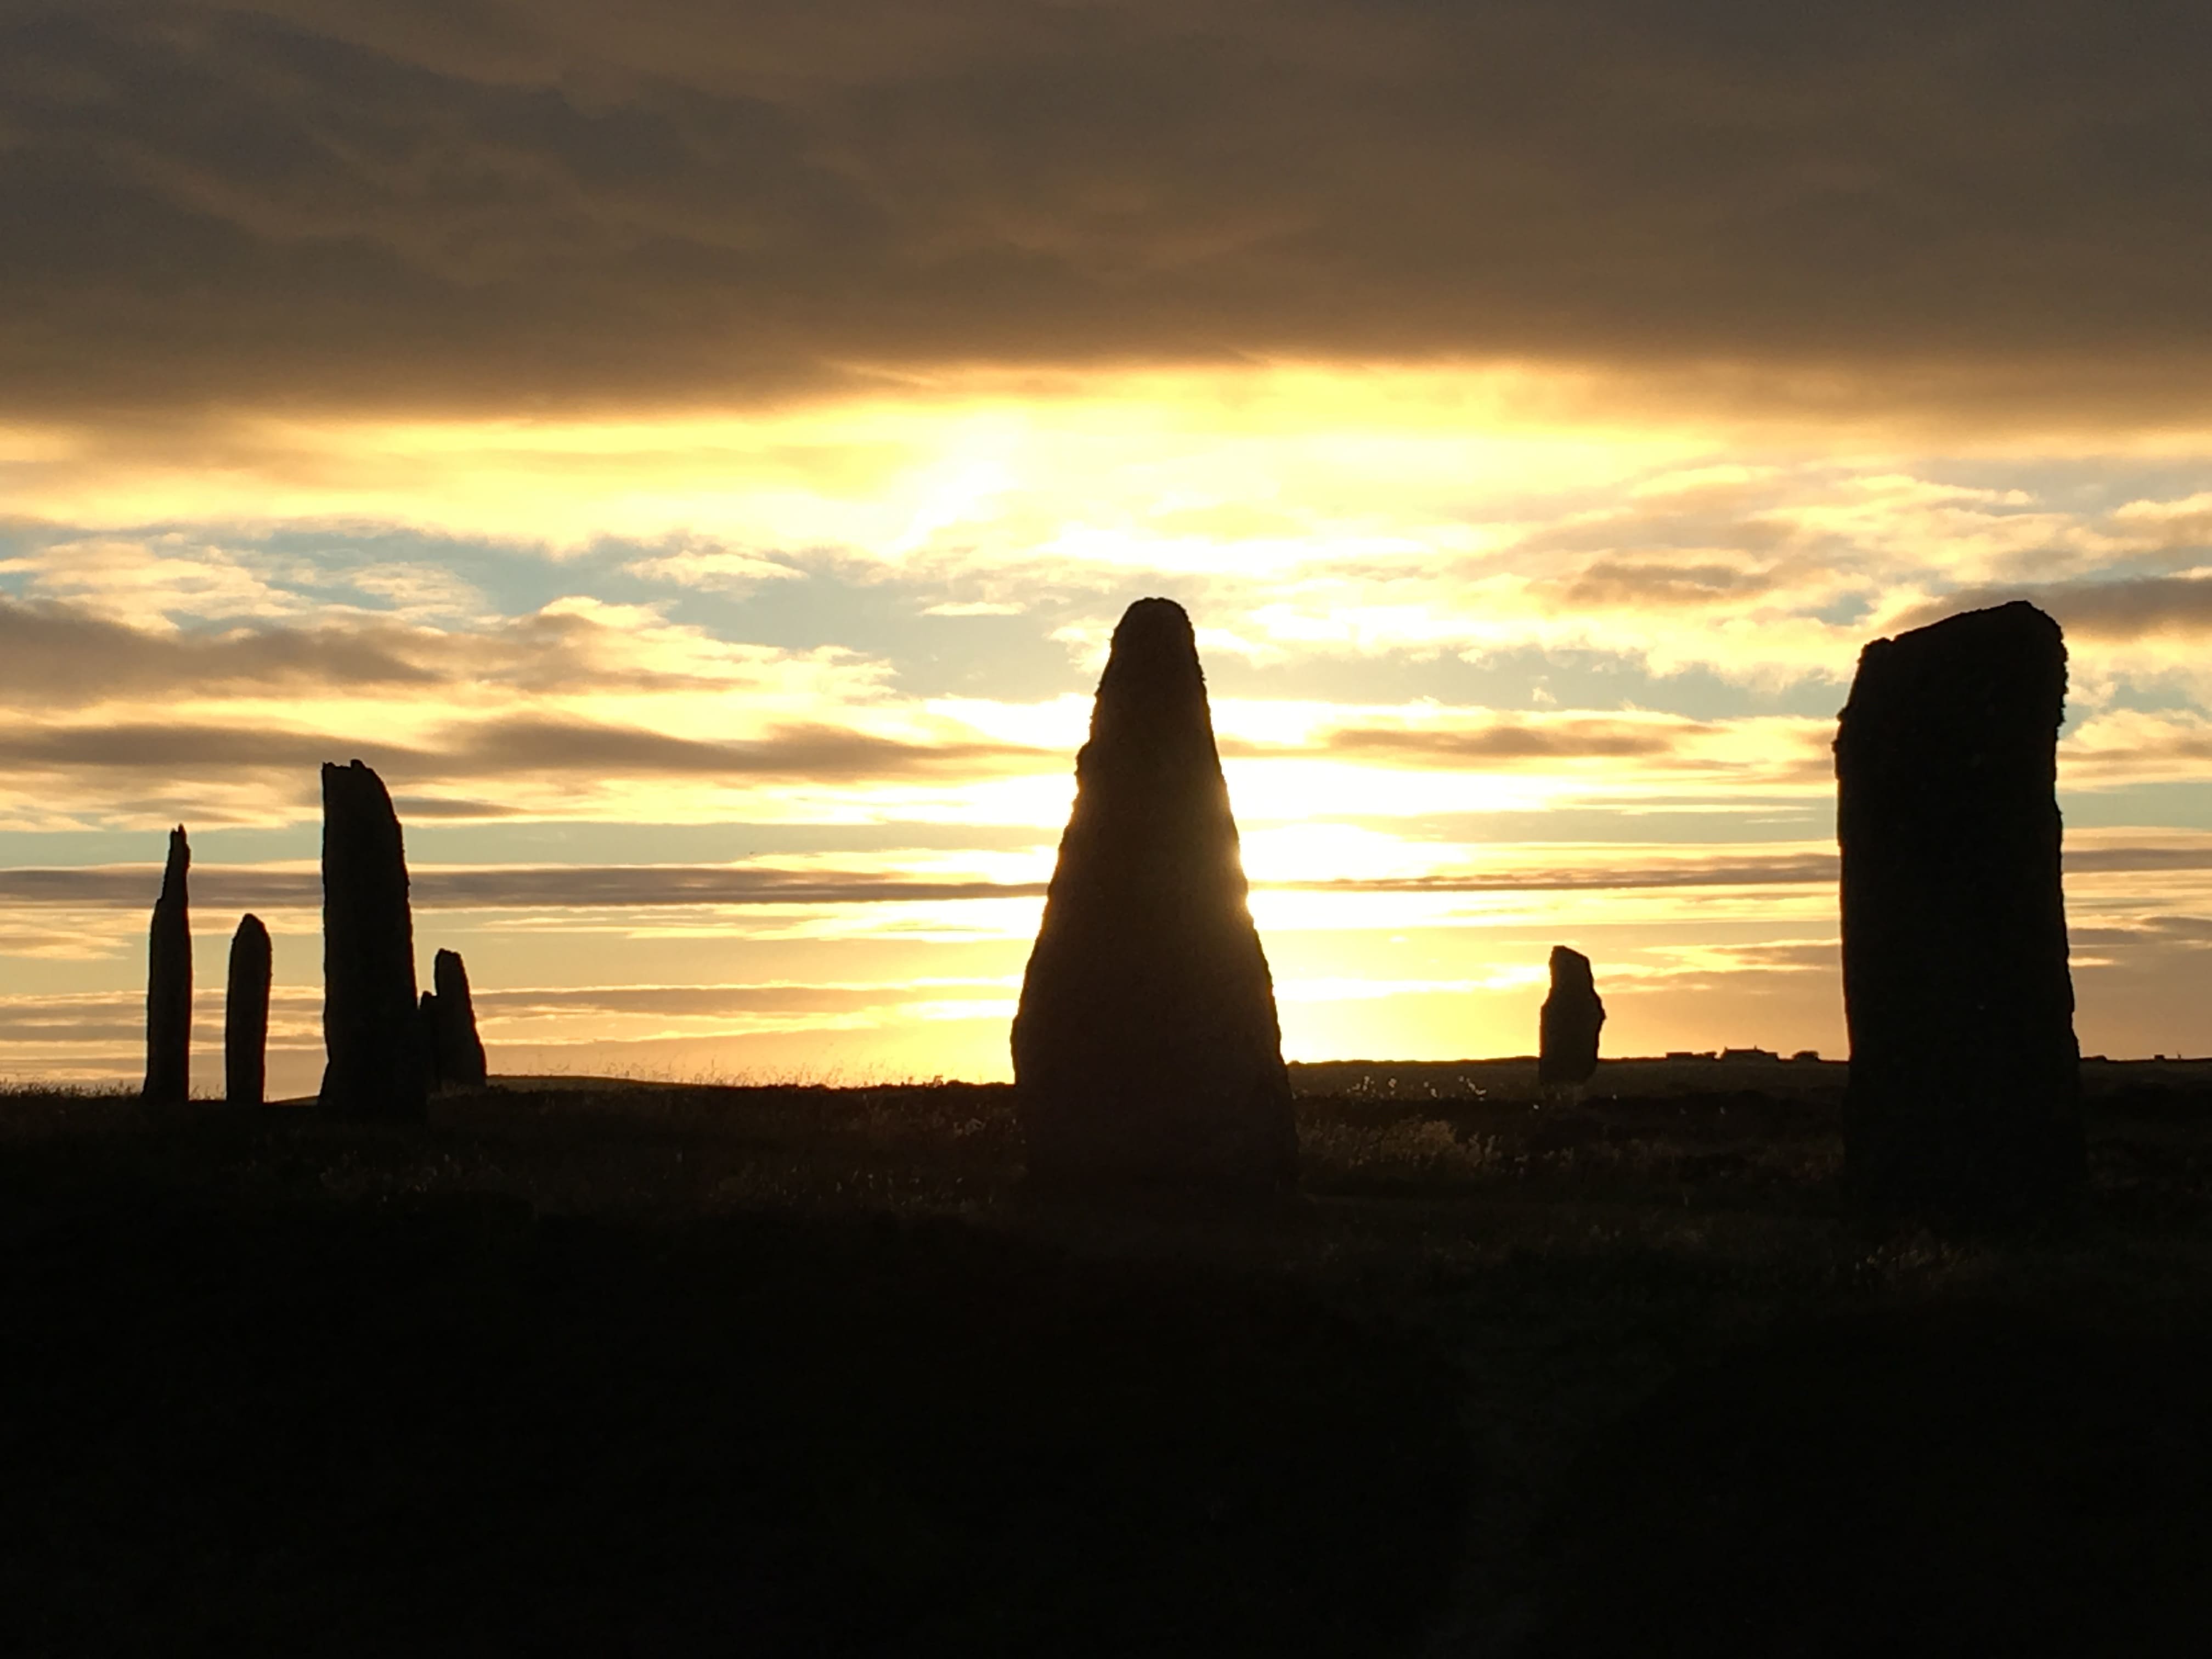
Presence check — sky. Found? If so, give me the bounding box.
[6,0,2212,1093]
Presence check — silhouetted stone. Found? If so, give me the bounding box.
[318,760,426,1121]
[1537,946,1604,1092]
[417,991,442,1092]
[141,826,190,1105]
[430,948,489,1090]
[1835,600,2084,1224]
[1012,598,1296,1189]
[224,914,270,1108]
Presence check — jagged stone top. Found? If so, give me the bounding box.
[1548,945,1595,993]
[158,825,189,898]
[321,759,405,840]
[1841,600,2067,729]
[324,757,388,789]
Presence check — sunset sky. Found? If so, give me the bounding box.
[7,1,2212,1093]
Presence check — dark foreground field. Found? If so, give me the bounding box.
[4,1057,2210,1655]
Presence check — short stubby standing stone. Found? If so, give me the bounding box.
[1835,600,2085,1224]
[1537,946,1605,1094]
[224,913,271,1108]
[142,826,191,1105]
[429,948,489,1090]
[1012,597,1297,1189]
[318,760,426,1121]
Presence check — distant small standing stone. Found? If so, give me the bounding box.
[1012,597,1297,1189]
[224,913,271,1108]
[142,825,191,1105]
[417,990,443,1092]
[1537,946,1604,1093]
[318,760,426,1121]
[1835,600,2084,1224]
[429,948,489,1090]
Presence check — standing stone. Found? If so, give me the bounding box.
[1537,946,1605,1094]
[417,991,443,1093]
[1835,600,2084,1224]
[224,914,271,1108]
[141,826,190,1105]
[318,760,426,1121]
[430,948,489,1090]
[1012,597,1297,1189]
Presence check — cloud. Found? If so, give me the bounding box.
[0,536,312,624]
[621,545,802,590]
[8,834,2205,921]
[1547,560,1783,611]
[0,715,1045,792]
[0,862,1045,912]
[0,590,885,708]
[437,716,1037,781]
[0,597,442,703]
[473,979,1014,1020]
[1310,718,1707,764]
[0,845,1868,913]
[9,1,2212,428]
[2058,710,2212,785]
[2071,916,2212,950]
[1888,574,2212,642]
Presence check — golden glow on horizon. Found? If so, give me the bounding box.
[7,356,2212,1084]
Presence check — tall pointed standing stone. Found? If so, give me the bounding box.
[1537,946,1605,1097]
[224,914,271,1108]
[1012,597,1296,1189]
[141,826,191,1105]
[1835,600,2084,1224]
[430,948,489,1090]
[318,760,426,1121]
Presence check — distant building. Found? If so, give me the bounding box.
[1719,1047,1779,1062]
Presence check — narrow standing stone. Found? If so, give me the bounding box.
[1012,597,1297,1189]
[1537,946,1605,1095]
[431,948,489,1090]
[141,826,190,1105]
[417,991,443,1093]
[1835,600,2084,1224]
[224,913,271,1108]
[318,760,426,1121]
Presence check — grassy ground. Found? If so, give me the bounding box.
[3,1060,2209,1654]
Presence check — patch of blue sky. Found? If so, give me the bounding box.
[2061,782,2212,831]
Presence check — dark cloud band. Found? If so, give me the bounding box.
[8,1,2212,423]
[3,841,2207,914]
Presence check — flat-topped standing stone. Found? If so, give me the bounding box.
[430,948,489,1090]
[1012,597,1297,1189]
[224,913,270,1108]
[318,760,426,1121]
[1537,946,1605,1094]
[142,826,191,1105]
[1835,600,2084,1224]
